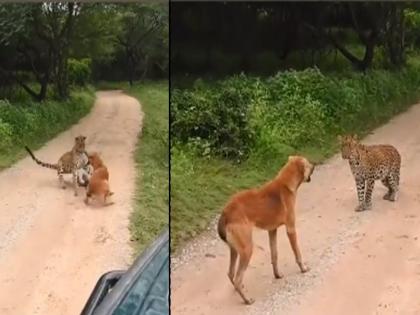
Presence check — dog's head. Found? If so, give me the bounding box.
[288,155,315,183]
[88,152,104,170]
[338,134,359,159]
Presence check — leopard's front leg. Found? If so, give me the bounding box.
[363,179,375,210]
[355,177,366,212]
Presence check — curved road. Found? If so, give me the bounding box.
[0,91,142,315]
[172,103,420,315]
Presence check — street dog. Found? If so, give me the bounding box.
[84,152,114,206]
[217,155,314,305]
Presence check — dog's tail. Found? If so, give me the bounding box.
[24,146,58,170]
[217,213,227,243]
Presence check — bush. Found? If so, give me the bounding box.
[171,64,420,162]
[171,74,259,159]
[68,58,92,86]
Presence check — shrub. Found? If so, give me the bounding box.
[0,88,94,159]
[171,74,260,159]
[171,63,420,162]
[68,58,92,86]
[0,115,13,153]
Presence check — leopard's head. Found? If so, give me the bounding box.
[74,135,87,151]
[338,134,359,160]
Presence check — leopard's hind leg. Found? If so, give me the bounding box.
[387,171,400,202]
[381,176,393,200]
[58,168,66,189]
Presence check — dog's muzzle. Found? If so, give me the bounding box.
[306,165,315,182]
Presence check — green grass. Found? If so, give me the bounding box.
[171,149,272,251]
[0,87,95,170]
[97,81,169,253]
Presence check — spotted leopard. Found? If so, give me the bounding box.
[339,134,401,212]
[25,135,92,196]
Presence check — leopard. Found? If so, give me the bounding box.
[25,135,93,196]
[339,134,401,212]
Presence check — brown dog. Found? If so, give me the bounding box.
[217,155,314,305]
[84,152,114,206]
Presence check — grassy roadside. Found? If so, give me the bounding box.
[0,87,95,170]
[99,81,169,253]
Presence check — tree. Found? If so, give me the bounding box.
[384,3,406,67]
[0,4,50,101]
[115,3,168,85]
[0,3,80,101]
[33,3,81,99]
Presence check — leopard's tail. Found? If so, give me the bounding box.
[24,146,58,170]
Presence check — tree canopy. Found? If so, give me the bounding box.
[171,2,417,76]
[0,2,168,101]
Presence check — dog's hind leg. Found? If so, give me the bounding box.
[234,246,254,305]
[227,246,238,285]
[103,191,115,206]
[286,225,309,273]
[269,229,283,279]
[229,226,254,305]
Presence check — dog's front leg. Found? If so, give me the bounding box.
[286,225,309,273]
[268,229,283,279]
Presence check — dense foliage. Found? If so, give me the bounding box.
[68,58,92,86]
[0,2,168,101]
[0,88,94,167]
[172,65,420,162]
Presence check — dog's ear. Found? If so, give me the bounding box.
[352,134,358,140]
[297,158,305,180]
[337,135,342,142]
[288,155,295,161]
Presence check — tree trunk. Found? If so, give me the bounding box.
[140,55,149,81]
[359,39,375,71]
[386,3,405,68]
[54,3,75,99]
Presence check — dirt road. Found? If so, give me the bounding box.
[0,91,142,315]
[172,103,420,315]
